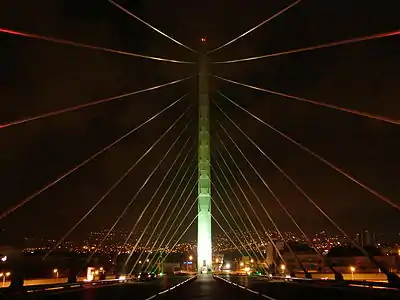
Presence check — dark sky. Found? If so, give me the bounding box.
[0,0,399,246]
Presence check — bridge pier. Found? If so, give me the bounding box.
[197,39,212,274]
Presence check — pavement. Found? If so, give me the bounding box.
[156,274,260,300]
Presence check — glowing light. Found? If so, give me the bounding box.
[53,269,58,273]
[244,267,250,272]
[280,264,286,271]
[200,37,207,42]
[86,267,95,281]
[189,255,193,261]
[250,259,254,263]
[225,263,231,269]
[1,256,7,262]
[240,262,244,267]
[350,266,356,272]
[5,272,10,277]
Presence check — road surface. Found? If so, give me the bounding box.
[3,275,399,300]
[219,275,400,300]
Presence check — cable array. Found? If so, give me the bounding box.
[115,137,193,266]
[214,91,400,284]
[127,154,196,271]
[44,106,191,259]
[215,91,400,212]
[0,95,188,221]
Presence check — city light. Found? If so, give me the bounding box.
[189,255,193,261]
[225,263,231,269]
[280,264,286,271]
[349,266,356,280]
[1,256,7,262]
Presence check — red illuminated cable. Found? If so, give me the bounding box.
[216,90,400,212]
[213,75,400,126]
[0,94,187,220]
[0,28,194,64]
[213,29,400,63]
[0,77,190,129]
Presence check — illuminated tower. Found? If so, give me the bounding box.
[197,38,212,273]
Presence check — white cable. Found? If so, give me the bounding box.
[82,107,191,264]
[128,154,196,272]
[208,0,302,54]
[108,0,196,53]
[121,137,193,268]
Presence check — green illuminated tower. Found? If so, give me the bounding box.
[197,39,212,273]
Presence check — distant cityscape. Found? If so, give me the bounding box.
[2,228,398,257]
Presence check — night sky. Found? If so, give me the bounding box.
[0,0,399,246]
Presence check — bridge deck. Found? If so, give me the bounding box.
[156,274,260,300]
[4,275,400,299]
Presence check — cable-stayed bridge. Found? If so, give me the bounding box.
[0,1,399,299]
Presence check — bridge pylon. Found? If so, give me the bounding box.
[197,38,212,274]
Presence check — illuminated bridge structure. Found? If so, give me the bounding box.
[0,1,399,299]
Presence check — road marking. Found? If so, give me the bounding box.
[142,276,196,300]
[214,275,278,300]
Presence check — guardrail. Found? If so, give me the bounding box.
[260,274,399,291]
[1,277,129,296]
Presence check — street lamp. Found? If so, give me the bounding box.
[349,266,356,280]
[53,268,59,279]
[280,264,286,274]
[186,255,193,272]
[0,272,10,287]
